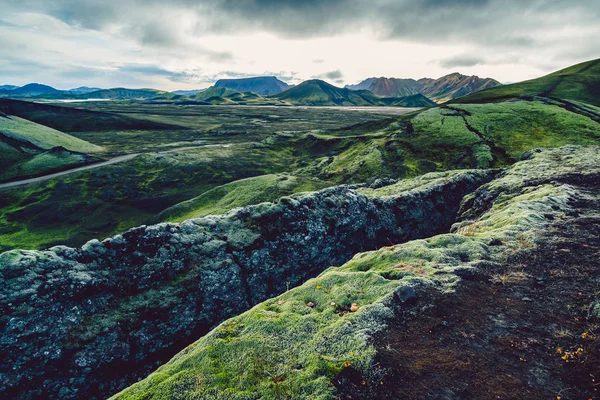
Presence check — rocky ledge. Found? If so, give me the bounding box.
[0,166,493,399]
[112,146,600,400]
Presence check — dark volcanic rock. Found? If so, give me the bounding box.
[0,170,494,399]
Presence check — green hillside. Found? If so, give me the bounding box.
[0,115,103,152]
[189,87,279,105]
[157,174,330,223]
[3,94,599,250]
[78,88,167,99]
[0,114,103,181]
[193,87,240,101]
[214,76,291,95]
[455,58,600,106]
[389,93,436,107]
[270,80,382,106]
[0,99,184,132]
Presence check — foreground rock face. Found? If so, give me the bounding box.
[112,146,600,400]
[0,169,493,399]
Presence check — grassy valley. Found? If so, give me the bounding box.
[2,85,599,252]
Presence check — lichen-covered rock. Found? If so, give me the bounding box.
[0,169,493,399]
[113,146,600,400]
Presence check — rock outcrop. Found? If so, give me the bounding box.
[0,169,493,399]
[113,146,600,400]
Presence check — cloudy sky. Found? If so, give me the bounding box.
[1,0,599,90]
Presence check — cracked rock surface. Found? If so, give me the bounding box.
[0,167,493,399]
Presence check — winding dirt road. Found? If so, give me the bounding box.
[0,144,237,190]
[0,154,140,190]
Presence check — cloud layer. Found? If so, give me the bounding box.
[1,0,599,89]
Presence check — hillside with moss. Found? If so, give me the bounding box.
[0,113,104,182]
[1,58,600,400]
[110,146,600,400]
[2,146,599,399]
[455,57,600,106]
[1,93,600,252]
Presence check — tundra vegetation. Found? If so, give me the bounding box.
[1,58,600,399]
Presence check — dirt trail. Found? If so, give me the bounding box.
[0,154,140,190]
[0,144,242,190]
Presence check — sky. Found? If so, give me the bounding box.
[1,0,599,91]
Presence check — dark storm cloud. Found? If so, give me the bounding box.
[313,69,344,84]
[326,70,343,80]
[2,0,600,88]
[7,0,600,52]
[439,55,484,69]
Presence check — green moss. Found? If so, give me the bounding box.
[0,115,103,153]
[112,230,495,399]
[159,174,331,223]
[113,151,579,399]
[455,184,571,240]
[455,101,600,159]
[357,170,468,198]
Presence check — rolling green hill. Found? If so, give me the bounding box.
[389,93,436,107]
[455,57,600,106]
[78,88,168,99]
[0,83,61,97]
[270,80,436,107]
[0,99,185,132]
[0,114,103,181]
[157,174,330,223]
[193,87,240,101]
[190,87,285,105]
[270,80,382,106]
[0,115,102,152]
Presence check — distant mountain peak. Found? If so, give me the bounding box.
[214,76,291,95]
[346,73,501,102]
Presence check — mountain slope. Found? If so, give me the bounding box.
[347,74,501,103]
[171,89,206,96]
[0,83,61,97]
[270,79,382,106]
[0,99,184,132]
[419,73,501,103]
[214,76,291,95]
[455,57,600,106]
[390,93,436,107]
[347,77,423,97]
[78,88,167,99]
[0,113,103,181]
[192,87,241,101]
[68,86,102,94]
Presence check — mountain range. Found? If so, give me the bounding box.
[270,79,436,107]
[3,57,600,400]
[346,73,501,102]
[0,72,501,106]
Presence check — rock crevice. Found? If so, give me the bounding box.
[0,169,494,399]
